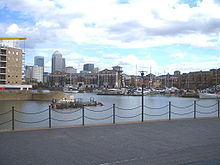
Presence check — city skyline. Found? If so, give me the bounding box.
[1,0,220,75]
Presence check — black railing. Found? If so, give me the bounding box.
[0,100,219,130]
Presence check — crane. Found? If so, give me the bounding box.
[0,37,27,51]
[0,37,27,40]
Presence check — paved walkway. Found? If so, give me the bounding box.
[0,118,220,165]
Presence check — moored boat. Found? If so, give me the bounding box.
[199,92,220,99]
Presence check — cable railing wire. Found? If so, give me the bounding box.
[53,108,81,114]
[85,115,113,120]
[171,104,194,109]
[0,120,12,126]
[115,105,141,111]
[171,111,194,116]
[116,113,141,119]
[0,110,12,116]
[14,109,48,115]
[144,112,168,117]
[196,110,218,114]
[144,105,168,110]
[15,118,49,124]
[196,103,217,108]
[84,106,112,112]
[52,116,82,122]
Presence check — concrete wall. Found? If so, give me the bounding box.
[0,91,67,101]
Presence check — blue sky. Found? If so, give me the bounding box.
[0,0,220,75]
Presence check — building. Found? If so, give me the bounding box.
[51,51,65,73]
[32,65,43,82]
[25,65,43,82]
[34,56,44,72]
[65,66,77,74]
[83,64,94,72]
[98,66,123,88]
[0,46,23,85]
[62,58,66,72]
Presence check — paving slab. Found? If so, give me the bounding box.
[0,118,220,165]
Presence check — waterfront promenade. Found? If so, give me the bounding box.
[0,118,220,165]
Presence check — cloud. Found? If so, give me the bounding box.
[102,54,119,59]
[6,24,20,34]
[170,53,185,59]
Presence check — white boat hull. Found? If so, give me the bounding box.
[199,93,220,99]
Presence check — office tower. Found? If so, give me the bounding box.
[65,66,77,74]
[32,65,43,82]
[0,46,23,85]
[62,58,66,72]
[83,64,94,71]
[25,65,43,82]
[34,56,44,72]
[51,50,63,73]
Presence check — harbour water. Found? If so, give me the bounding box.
[0,93,219,130]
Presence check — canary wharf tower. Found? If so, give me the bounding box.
[51,50,65,73]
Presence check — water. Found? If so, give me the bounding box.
[0,93,219,130]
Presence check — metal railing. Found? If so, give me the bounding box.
[0,100,219,130]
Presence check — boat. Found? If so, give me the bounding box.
[63,85,79,93]
[199,92,220,99]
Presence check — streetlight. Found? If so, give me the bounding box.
[139,71,146,122]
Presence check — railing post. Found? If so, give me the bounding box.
[12,106,14,131]
[49,105,51,128]
[169,101,171,120]
[142,84,144,122]
[82,105,85,126]
[113,104,115,124]
[194,100,196,119]
[218,100,219,118]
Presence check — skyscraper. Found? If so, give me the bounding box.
[83,64,94,71]
[62,58,66,72]
[34,56,44,72]
[51,50,64,73]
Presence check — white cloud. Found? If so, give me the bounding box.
[102,54,119,59]
[6,24,20,34]
[170,53,185,59]
[2,0,220,48]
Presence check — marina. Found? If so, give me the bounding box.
[0,93,219,130]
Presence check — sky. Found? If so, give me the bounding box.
[0,0,220,75]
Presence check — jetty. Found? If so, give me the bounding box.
[51,97,103,109]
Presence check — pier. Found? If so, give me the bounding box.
[0,118,220,165]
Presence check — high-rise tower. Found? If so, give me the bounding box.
[51,51,64,73]
[34,56,44,72]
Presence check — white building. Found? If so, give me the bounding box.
[65,66,77,74]
[25,65,43,82]
[32,65,43,82]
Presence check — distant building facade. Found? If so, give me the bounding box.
[34,56,44,72]
[51,51,65,73]
[25,65,43,82]
[83,64,94,71]
[65,66,77,74]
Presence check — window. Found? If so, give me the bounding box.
[16,52,18,55]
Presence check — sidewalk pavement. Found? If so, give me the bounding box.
[0,118,220,165]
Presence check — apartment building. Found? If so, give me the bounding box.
[0,47,22,85]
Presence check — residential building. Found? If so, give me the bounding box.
[0,46,23,85]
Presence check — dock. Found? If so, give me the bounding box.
[0,118,220,165]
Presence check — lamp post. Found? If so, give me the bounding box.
[139,71,145,122]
